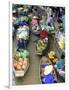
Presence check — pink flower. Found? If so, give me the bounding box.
[31,19,38,25]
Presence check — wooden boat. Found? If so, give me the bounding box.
[13,58,29,77]
[13,50,30,77]
[40,56,58,84]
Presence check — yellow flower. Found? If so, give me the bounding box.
[48,51,55,59]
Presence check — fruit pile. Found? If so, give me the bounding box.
[36,39,48,53]
[14,58,29,70]
[14,50,30,71]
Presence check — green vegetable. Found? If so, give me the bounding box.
[21,50,30,58]
[15,50,30,58]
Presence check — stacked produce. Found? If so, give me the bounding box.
[12,5,32,77]
[14,58,28,71]
[14,50,30,77]
[36,38,48,54]
[16,25,30,40]
[15,50,30,58]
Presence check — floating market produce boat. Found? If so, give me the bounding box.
[40,56,58,84]
[13,50,30,77]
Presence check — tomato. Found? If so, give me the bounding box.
[24,58,28,61]
[22,65,26,69]
[18,61,23,66]
[19,58,23,62]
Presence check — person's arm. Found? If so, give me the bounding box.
[57,69,65,78]
[54,63,65,78]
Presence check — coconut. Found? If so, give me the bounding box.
[19,58,23,62]
[22,65,26,69]
[16,64,22,70]
[24,58,28,61]
[23,60,27,66]
[18,61,23,66]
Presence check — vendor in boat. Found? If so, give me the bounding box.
[17,38,28,51]
[40,57,57,84]
[41,64,56,84]
[31,16,40,25]
[31,16,41,34]
[46,15,54,26]
[46,23,55,33]
[31,24,41,35]
[54,54,65,78]
[39,15,47,30]
[40,57,50,77]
